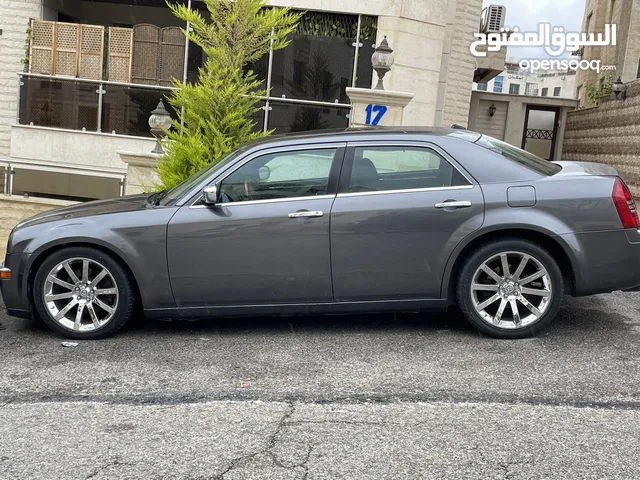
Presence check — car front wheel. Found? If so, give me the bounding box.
[33,246,136,339]
[456,239,564,339]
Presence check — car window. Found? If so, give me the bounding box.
[159,147,246,206]
[346,146,470,193]
[473,135,561,176]
[219,148,337,203]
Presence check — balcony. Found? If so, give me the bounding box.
[18,73,353,137]
[11,6,376,202]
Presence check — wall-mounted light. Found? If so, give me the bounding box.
[488,103,497,117]
[612,77,627,100]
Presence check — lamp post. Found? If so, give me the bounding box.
[148,99,172,154]
[371,36,394,90]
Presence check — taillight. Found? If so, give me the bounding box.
[612,177,640,229]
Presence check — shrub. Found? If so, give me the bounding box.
[157,0,302,190]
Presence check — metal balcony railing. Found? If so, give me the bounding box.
[18,73,176,137]
[17,72,352,137]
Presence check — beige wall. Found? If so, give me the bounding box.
[468,91,578,160]
[474,99,508,140]
[435,0,483,127]
[0,195,74,259]
[11,125,155,170]
[563,79,640,197]
[0,0,42,158]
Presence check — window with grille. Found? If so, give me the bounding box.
[553,87,561,96]
[509,84,520,94]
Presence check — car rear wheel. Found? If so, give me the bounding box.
[456,239,564,338]
[33,246,136,339]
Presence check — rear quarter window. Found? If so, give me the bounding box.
[473,135,561,176]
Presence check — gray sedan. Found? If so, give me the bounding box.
[2,127,640,339]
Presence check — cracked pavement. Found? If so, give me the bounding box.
[2,291,640,479]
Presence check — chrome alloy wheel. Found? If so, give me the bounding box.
[43,257,119,332]
[470,251,552,329]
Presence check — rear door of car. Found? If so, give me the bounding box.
[167,143,346,307]
[329,141,484,301]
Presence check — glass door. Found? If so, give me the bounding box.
[521,106,559,160]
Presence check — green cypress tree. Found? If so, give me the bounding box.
[158,0,302,189]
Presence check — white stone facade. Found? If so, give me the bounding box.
[0,0,42,158]
[0,0,487,204]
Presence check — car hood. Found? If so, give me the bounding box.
[15,193,153,229]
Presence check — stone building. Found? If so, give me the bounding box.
[575,0,640,105]
[0,0,504,205]
[473,59,577,99]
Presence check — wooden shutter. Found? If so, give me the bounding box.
[78,24,104,80]
[108,27,133,82]
[30,20,55,74]
[131,24,160,85]
[53,22,79,76]
[159,27,185,86]
[29,20,104,79]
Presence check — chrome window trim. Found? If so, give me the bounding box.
[344,140,476,188]
[189,194,336,209]
[337,185,474,198]
[184,142,347,208]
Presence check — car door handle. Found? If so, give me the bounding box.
[434,201,472,209]
[287,210,324,218]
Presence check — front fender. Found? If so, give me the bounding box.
[16,208,178,310]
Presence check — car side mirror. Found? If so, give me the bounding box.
[202,185,219,205]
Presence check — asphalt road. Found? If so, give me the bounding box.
[2,291,640,479]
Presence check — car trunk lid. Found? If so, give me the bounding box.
[553,161,619,177]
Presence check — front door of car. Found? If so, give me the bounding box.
[330,142,484,301]
[167,144,345,307]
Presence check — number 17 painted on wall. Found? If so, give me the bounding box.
[365,104,388,126]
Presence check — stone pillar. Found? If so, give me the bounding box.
[345,87,414,128]
[0,0,42,157]
[117,151,161,195]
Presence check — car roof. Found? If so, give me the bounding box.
[244,126,480,148]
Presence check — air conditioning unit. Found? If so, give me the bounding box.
[480,5,506,33]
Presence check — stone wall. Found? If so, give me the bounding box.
[562,79,640,197]
[437,0,482,127]
[0,196,74,259]
[0,0,42,158]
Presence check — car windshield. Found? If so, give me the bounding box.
[158,148,246,206]
[473,134,562,176]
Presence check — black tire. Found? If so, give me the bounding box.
[33,246,137,339]
[456,238,564,339]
